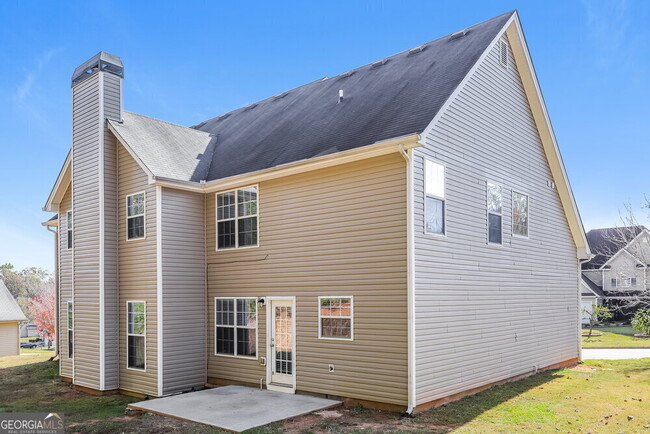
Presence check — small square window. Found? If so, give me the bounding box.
[319,297,353,340]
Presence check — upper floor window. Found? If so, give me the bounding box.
[512,192,529,237]
[66,211,73,249]
[215,297,257,358]
[126,193,146,240]
[487,182,502,244]
[425,160,445,235]
[612,276,636,288]
[216,186,258,249]
[67,301,74,359]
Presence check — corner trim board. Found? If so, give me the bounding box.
[156,185,163,396]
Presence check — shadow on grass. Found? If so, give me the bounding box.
[417,369,562,428]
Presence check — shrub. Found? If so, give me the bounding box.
[631,309,650,335]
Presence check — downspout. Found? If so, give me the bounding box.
[46,225,59,360]
[399,144,416,415]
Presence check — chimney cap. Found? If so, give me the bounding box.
[72,51,124,87]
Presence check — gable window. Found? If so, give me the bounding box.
[66,211,73,249]
[126,193,145,240]
[425,160,445,235]
[215,297,257,358]
[127,301,146,370]
[487,182,502,244]
[319,296,353,340]
[216,186,258,249]
[67,301,73,359]
[513,192,529,237]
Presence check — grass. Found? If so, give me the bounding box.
[582,325,650,347]
[0,356,648,433]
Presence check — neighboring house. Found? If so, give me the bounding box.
[0,280,28,357]
[42,11,591,412]
[20,322,39,338]
[581,226,650,322]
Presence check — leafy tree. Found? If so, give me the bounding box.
[583,304,613,336]
[0,263,53,316]
[631,308,650,336]
[27,287,57,348]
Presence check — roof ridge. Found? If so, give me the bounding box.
[123,111,212,136]
[191,10,515,130]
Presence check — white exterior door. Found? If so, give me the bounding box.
[268,298,296,392]
[581,299,596,324]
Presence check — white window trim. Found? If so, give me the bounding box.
[487,181,503,246]
[214,297,259,359]
[126,191,146,241]
[423,158,446,238]
[318,296,354,341]
[512,190,530,239]
[215,184,260,251]
[126,300,147,372]
[67,301,73,359]
[66,210,73,250]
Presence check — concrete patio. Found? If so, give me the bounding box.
[128,385,341,432]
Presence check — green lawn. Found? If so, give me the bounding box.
[582,325,650,347]
[0,356,649,433]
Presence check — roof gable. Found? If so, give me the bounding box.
[582,226,646,269]
[0,280,27,322]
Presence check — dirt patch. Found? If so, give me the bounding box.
[570,364,600,372]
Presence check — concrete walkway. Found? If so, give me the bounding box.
[582,348,650,359]
[128,386,340,432]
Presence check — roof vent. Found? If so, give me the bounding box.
[217,113,231,121]
[338,89,344,103]
[371,59,389,68]
[338,70,355,79]
[499,40,509,67]
[408,45,426,55]
[450,29,468,40]
[273,92,289,101]
[244,103,258,111]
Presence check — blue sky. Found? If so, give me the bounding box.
[0,0,648,272]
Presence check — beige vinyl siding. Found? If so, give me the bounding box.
[0,322,20,357]
[102,72,121,389]
[59,186,73,378]
[161,188,206,395]
[206,154,408,405]
[71,74,101,389]
[118,144,158,396]
[414,35,579,404]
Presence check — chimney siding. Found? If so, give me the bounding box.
[71,55,121,391]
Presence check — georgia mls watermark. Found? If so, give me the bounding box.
[0,413,64,434]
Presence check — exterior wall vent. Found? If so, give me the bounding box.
[450,29,468,40]
[499,40,509,67]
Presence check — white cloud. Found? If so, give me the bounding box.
[13,49,58,103]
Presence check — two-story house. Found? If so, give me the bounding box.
[581,226,650,322]
[42,11,590,413]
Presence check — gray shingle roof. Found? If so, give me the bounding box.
[108,112,217,182]
[581,274,605,298]
[581,226,646,270]
[0,280,27,322]
[109,12,513,182]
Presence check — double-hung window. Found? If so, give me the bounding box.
[126,193,145,240]
[487,182,503,244]
[512,191,529,237]
[127,301,146,370]
[319,296,353,340]
[67,301,73,359]
[66,211,73,249]
[425,160,445,235]
[215,298,257,357]
[216,186,258,249]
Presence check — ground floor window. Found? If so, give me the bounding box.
[318,296,353,340]
[127,301,146,370]
[215,297,257,357]
[67,301,73,359]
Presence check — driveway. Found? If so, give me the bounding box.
[582,348,650,359]
[129,385,340,432]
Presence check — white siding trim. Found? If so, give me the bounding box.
[98,72,106,391]
[156,185,163,395]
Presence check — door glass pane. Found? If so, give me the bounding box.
[274,306,293,375]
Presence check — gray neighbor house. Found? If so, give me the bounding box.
[42,11,591,413]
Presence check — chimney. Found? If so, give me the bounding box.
[70,52,122,392]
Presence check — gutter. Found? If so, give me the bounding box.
[398,143,417,415]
